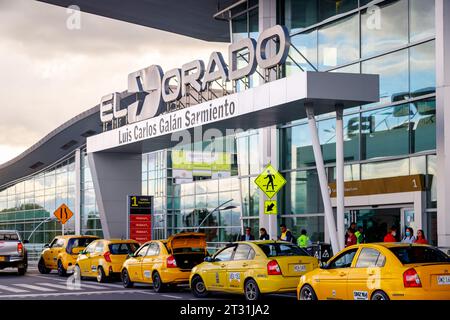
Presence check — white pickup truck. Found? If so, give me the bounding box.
[0,230,28,275]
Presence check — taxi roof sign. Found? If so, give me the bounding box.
[54,204,73,225]
[254,164,286,199]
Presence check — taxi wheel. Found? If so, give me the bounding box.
[122,269,134,288]
[244,279,261,301]
[57,260,67,277]
[152,271,165,293]
[191,275,209,298]
[299,284,317,301]
[38,258,50,274]
[97,266,107,283]
[371,290,390,300]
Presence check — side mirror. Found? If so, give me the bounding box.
[44,244,50,248]
[204,256,213,263]
[320,263,329,269]
[22,239,29,244]
[127,253,135,259]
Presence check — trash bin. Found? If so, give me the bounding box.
[307,242,333,266]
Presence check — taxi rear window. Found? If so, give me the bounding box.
[67,238,96,249]
[258,243,309,257]
[389,246,450,264]
[109,243,139,255]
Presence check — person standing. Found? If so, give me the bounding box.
[345,227,357,247]
[345,222,357,244]
[401,227,416,244]
[278,224,295,243]
[415,229,428,244]
[297,229,311,248]
[355,226,365,244]
[240,227,255,241]
[259,228,270,240]
[384,226,398,242]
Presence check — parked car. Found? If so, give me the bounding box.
[0,230,28,275]
[38,235,99,276]
[121,232,207,292]
[74,239,140,282]
[190,240,319,301]
[297,243,450,300]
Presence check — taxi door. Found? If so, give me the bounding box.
[89,241,105,276]
[317,248,358,300]
[77,241,97,276]
[205,245,236,291]
[347,247,386,300]
[225,244,255,292]
[43,238,58,268]
[127,243,149,282]
[46,238,65,269]
[141,242,160,283]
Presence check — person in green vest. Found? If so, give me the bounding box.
[355,226,365,244]
[297,229,311,248]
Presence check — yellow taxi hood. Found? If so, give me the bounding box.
[166,232,207,251]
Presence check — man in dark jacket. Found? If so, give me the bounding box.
[278,224,295,243]
[240,227,255,241]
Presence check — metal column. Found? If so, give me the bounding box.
[306,105,339,254]
[74,148,81,235]
[336,106,345,250]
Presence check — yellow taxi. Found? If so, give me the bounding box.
[38,235,99,276]
[190,240,319,301]
[74,239,140,282]
[121,232,207,292]
[297,243,450,300]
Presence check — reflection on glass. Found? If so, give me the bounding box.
[285,170,324,214]
[410,41,436,97]
[287,30,318,75]
[410,99,436,153]
[362,49,409,107]
[282,216,324,242]
[427,155,437,208]
[410,0,435,42]
[361,0,408,58]
[232,13,247,43]
[318,14,359,70]
[361,158,409,180]
[361,105,410,159]
[284,0,318,32]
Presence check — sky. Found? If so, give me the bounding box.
[0,0,228,165]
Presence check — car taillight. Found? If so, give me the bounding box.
[17,242,23,255]
[104,251,112,263]
[267,260,282,275]
[167,255,177,268]
[403,268,422,288]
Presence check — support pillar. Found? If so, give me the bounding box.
[335,106,345,250]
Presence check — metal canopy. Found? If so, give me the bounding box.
[36,0,230,42]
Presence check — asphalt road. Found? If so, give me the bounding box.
[0,267,296,301]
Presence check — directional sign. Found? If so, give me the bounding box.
[54,204,73,225]
[264,200,278,215]
[128,195,153,243]
[254,164,286,199]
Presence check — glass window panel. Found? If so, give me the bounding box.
[319,0,358,21]
[249,134,260,175]
[284,123,315,169]
[232,13,247,43]
[410,0,435,42]
[318,14,359,70]
[362,49,409,107]
[361,0,408,57]
[285,170,323,214]
[281,216,324,242]
[361,105,410,159]
[410,98,436,153]
[361,158,409,180]
[410,41,436,97]
[237,136,249,176]
[284,0,318,32]
[287,30,318,74]
[427,155,437,208]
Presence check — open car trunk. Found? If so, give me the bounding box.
[166,232,207,270]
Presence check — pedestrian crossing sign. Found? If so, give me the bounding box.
[54,204,73,225]
[254,164,286,199]
[264,200,278,215]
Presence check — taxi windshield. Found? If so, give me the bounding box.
[258,243,309,257]
[389,246,450,264]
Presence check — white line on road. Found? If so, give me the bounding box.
[14,284,57,292]
[36,282,82,291]
[161,294,182,299]
[0,285,29,293]
[0,289,144,299]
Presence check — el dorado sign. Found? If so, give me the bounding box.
[328,174,426,198]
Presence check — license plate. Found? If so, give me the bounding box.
[294,264,306,272]
[0,256,5,262]
[437,275,450,285]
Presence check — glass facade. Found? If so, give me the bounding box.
[81,150,102,237]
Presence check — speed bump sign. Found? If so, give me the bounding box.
[264,200,278,215]
[54,204,73,225]
[254,164,286,199]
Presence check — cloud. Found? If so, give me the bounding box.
[0,0,228,165]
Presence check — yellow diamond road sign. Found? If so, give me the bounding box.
[254,164,286,199]
[54,203,73,225]
[264,200,278,215]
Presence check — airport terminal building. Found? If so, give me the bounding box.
[1,0,449,257]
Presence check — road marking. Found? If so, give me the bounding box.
[36,282,82,291]
[0,285,29,293]
[0,289,143,299]
[162,294,182,299]
[14,284,56,292]
[137,291,155,295]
